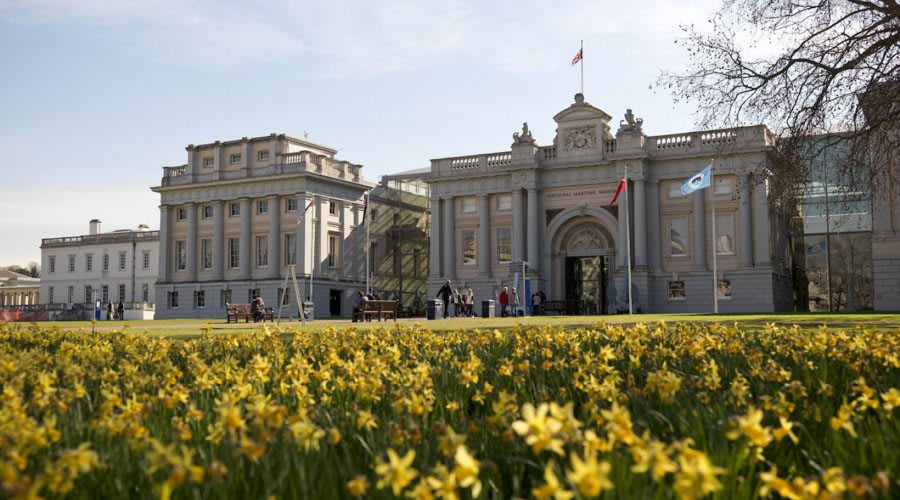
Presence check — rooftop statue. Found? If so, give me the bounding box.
[512,122,534,144]
[618,108,644,133]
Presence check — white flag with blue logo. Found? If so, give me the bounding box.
[681,164,712,196]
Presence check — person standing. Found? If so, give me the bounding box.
[498,287,509,317]
[436,280,453,319]
[116,300,124,320]
[465,288,475,317]
[106,302,112,321]
[511,287,520,317]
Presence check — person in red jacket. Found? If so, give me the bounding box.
[498,287,509,317]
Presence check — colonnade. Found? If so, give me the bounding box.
[0,291,39,306]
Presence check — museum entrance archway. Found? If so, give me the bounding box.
[552,217,616,314]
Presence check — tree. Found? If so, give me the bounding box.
[661,0,899,203]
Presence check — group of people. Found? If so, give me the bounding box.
[105,301,125,320]
[250,296,267,322]
[436,280,546,318]
[351,291,383,322]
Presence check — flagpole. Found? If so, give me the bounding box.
[711,159,718,314]
[624,164,633,315]
[580,40,584,95]
[365,202,371,295]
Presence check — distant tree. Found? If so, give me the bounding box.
[2,263,40,278]
[661,0,899,208]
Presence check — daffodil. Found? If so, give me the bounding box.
[375,449,418,496]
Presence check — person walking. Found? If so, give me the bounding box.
[498,287,509,317]
[436,280,453,319]
[531,291,542,316]
[106,302,112,321]
[511,287,520,317]
[465,288,475,317]
[116,300,124,320]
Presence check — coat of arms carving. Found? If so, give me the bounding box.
[564,127,597,150]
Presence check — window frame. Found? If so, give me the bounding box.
[257,150,269,162]
[48,256,56,273]
[714,213,735,256]
[68,255,75,273]
[496,227,512,263]
[667,281,686,300]
[202,205,212,219]
[85,254,93,272]
[257,200,268,215]
[460,228,476,266]
[230,153,242,165]
[175,241,186,271]
[256,235,268,268]
[667,216,690,258]
[202,156,214,168]
[176,207,187,221]
[118,251,127,271]
[286,199,298,212]
[200,239,212,270]
[229,203,240,217]
[461,197,476,213]
[496,195,512,211]
[228,238,240,269]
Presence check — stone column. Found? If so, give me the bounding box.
[318,197,330,276]
[295,194,310,275]
[617,196,628,269]
[212,200,224,281]
[158,205,171,283]
[512,188,524,261]
[214,142,223,181]
[239,197,251,280]
[430,198,442,277]
[692,190,707,270]
[341,202,353,279]
[443,197,455,278]
[527,188,540,271]
[633,180,647,267]
[268,194,281,278]
[738,174,753,267]
[478,195,491,276]
[241,138,251,177]
[751,174,770,264]
[353,204,362,280]
[185,202,198,282]
[647,181,662,269]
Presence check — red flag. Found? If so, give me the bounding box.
[610,176,626,205]
[571,48,582,66]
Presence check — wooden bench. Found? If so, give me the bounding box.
[353,300,399,322]
[226,303,274,323]
[542,300,583,315]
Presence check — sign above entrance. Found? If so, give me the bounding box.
[542,184,619,208]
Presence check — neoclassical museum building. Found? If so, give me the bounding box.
[425,94,795,313]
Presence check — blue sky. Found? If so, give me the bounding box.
[0,0,720,266]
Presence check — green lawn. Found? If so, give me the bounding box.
[14,311,900,338]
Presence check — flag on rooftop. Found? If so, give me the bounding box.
[571,48,583,66]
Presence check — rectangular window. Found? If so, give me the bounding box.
[717,280,732,299]
[328,235,338,268]
[497,227,512,263]
[668,217,689,257]
[258,150,269,161]
[48,286,54,303]
[101,285,108,303]
[118,284,126,302]
[230,153,242,164]
[229,238,239,269]
[102,254,109,271]
[284,234,296,265]
[85,286,92,304]
[175,241,186,270]
[67,285,74,303]
[329,200,337,215]
[201,239,212,270]
[48,256,56,273]
[715,214,735,255]
[249,289,260,301]
[142,250,150,269]
[230,203,240,217]
[497,194,512,211]
[461,229,476,265]
[714,178,732,195]
[371,208,378,222]
[194,290,205,308]
[668,182,685,198]
[256,235,268,268]
[169,291,179,308]
[279,288,290,306]
[668,281,686,300]
[461,197,476,213]
[68,255,75,273]
[220,289,232,307]
[176,207,187,221]
[202,205,212,219]
[141,283,149,302]
[203,156,214,167]
[86,254,93,272]
[119,252,127,271]
[287,199,298,212]
[257,200,268,215]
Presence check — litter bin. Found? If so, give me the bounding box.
[481,300,495,318]
[427,299,442,320]
[302,301,315,321]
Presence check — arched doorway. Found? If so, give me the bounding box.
[547,211,618,314]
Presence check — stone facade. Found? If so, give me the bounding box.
[425,94,795,313]
[39,220,158,309]
[151,134,372,319]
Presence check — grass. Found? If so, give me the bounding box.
[20,311,900,339]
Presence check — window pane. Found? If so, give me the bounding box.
[497,195,512,210]
[461,198,476,213]
[497,227,512,262]
[461,230,476,265]
[715,214,734,255]
[669,218,688,257]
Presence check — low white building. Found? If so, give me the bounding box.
[40,220,159,319]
